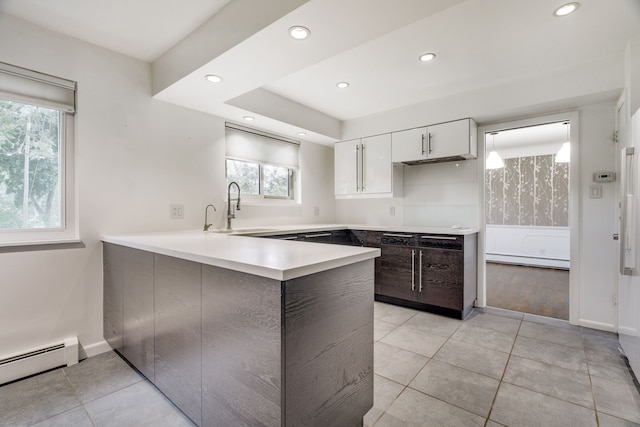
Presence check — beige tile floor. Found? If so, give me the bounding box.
[1,302,639,426]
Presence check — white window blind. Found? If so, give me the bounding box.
[0,62,76,113]
[225,123,299,167]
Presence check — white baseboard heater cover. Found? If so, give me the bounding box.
[0,337,79,385]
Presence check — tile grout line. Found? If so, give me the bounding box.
[483,316,523,426]
[582,326,601,427]
[61,368,97,427]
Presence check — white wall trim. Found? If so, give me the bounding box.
[477,111,580,325]
[80,340,112,359]
[579,319,616,333]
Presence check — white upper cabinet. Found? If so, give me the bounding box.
[334,139,360,195]
[334,133,402,198]
[391,127,427,163]
[392,118,477,164]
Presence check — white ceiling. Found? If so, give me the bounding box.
[2,0,640,145]
[0,0,233,62]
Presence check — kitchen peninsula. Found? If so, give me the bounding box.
[102,229,380,427]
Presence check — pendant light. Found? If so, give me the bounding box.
[486,132,504,169]
[555,122,570,163]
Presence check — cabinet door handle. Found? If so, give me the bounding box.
[421,133,425,155]
[383,233,414,238]
[428,132,432,154]
[361,143,366,192]
[355,145,360,192]
[411,250,416,291]
[421,235,457,240]
[419,250,423,292]
[304,233,332,238]
[278,236,298,240]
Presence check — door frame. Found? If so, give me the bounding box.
[476,111,580,324]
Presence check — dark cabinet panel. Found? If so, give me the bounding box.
[103,243,155,379]
[258,227,477,319]
[418,248,463,311]
[121,246,155,381]
[378,233,416,301]
[103,243,124,352]
[378,244,415,301]
[154,255,202,425]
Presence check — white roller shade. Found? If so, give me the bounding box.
[0,62,76,113]
[225,124,299,168]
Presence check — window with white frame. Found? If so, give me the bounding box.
[0,62,77,246]
[225,124,299,201]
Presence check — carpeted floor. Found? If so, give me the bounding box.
[486,262,570,320]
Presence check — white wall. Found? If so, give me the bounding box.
[0,14,335,358]
[577,103,619,330]
[336,159,480,229]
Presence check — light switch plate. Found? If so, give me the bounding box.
[170,204,184,219]
[589,185,602,199]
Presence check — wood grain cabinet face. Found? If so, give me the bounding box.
[378,234,417,301]
[201,266,282,427]
[121,246,155,381]
[154,255,202,426]
[103,243,124,352]
[417,247,464,311]
[103,243,155,379]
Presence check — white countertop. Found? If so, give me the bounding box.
[250,224,479,236]
[102,230,380,281]
[102,224,476,281]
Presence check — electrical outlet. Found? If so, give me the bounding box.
[613,293,618,306]
[313,206,320,216]
[389,206,396,216]
[170,204,184,219]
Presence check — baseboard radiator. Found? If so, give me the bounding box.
[0,337,79,386]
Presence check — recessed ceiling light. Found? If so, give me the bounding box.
[297,132,307,136]
[243,116,254,121]
[204,74,223,83]
[289,26,310,40]
[336,81,350,89]
[419,52,436,62]
[553,2,579,17]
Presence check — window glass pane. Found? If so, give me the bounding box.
[0,99,61,230]
[263,164,290,198]
[226,158,259,195]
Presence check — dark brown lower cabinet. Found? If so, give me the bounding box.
[374,233,477,319]
[418,247,463,311]
[261,228,476,319]
[378,234,416,301]
[104,242,373,427]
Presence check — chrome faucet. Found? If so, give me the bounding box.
[203,204,217,231]
[226,181,241,231]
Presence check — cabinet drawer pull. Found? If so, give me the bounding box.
[278,236,298,240]
[419,250,423,292]
[421,235,457,240]
[361,143,366,192]
[383,233,414,238]
[355,145,360,192]
[305,233,332,238]
[411,250,415,291]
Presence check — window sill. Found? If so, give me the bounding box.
[0,238,84,253]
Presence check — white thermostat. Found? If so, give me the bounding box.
[593,172,616,182]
